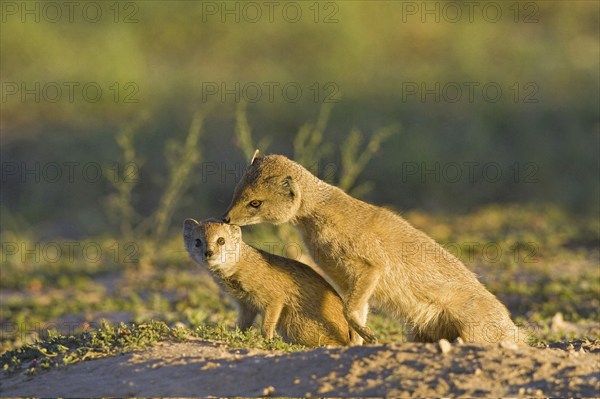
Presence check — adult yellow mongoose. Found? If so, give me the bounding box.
[222,153,524,344]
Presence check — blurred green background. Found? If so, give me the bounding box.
[2,1,598,238]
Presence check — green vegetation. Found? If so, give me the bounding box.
[0,321,303,375]
[1,321,179,375]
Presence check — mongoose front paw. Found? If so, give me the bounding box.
[347,318,378,344]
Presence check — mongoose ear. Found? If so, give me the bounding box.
[250,149,260,165]
[281,176,298,198]
[183,218,199,234]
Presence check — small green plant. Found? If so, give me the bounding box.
[339,125,397,197]
[191,324,305,352]
[104,112,149,239]
[105,109,207,267]
[292,102,335,167]
[235,101,272,159]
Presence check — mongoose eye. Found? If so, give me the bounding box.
[217,237,225,245]
[249,200,262,208]
[194,239,202,248]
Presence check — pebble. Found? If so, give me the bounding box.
[261,386,275,396]
[500,341,519,351]
[438,339,452,354]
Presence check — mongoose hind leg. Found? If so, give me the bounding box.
[235,301,258,331]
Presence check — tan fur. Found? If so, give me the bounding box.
[183,218,351,347]
[222,154,526,344]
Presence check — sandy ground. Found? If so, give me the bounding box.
[1,338,598,397]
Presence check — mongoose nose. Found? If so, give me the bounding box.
[222,216,230,224]
[205,250,214,258]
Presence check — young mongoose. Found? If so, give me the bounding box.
[221,153,525,344]
[183,218,352,347]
